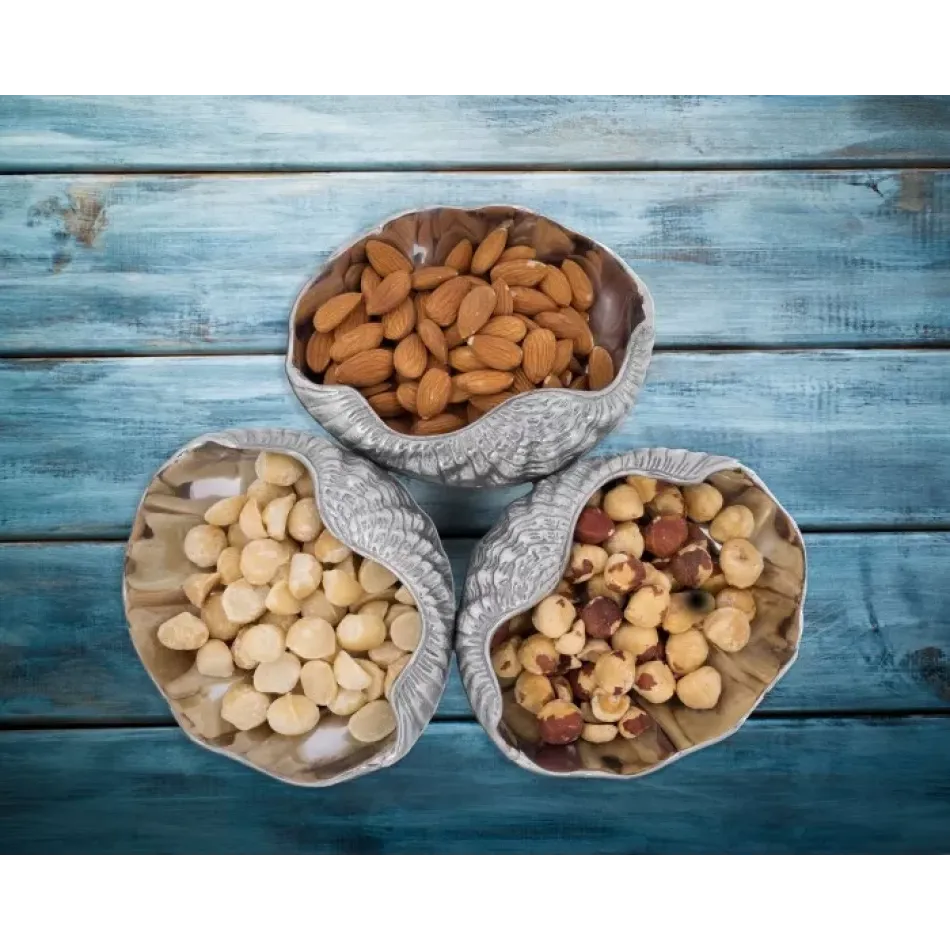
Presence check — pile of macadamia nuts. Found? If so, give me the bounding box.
[156,451,418,746]
[491,473,788,771]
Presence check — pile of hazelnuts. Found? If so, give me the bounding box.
[491,474,764,750]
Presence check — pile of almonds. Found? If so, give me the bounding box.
[156,451,419,745]
[492,475,766,754]
[304,229,618,436]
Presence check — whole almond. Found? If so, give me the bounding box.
[534,309,588,342]
[344,264,364,291]
[522,328,557,383]
[444,323,463,348]
[368,390,403,418]
[387,416,413,434]
[335,301,368,336]
[492,279,513,315]
[444,239,474,272]
[417,317,448,363]
[426,276,471,327]
[361,266,381,298]
[324,363,339,384]
[306,332,333,374]
[314,292,363,333]
[366,240,412,276]
[471,226,509,275]
[448,346,486,373]
[457,285,497,339]
[572,321,595,357]
[360,382,392,398]
[466,275,491,289]
[570,375,589,390]
[382,297,416,340]
[330,322,385,363]
[490,259,548,287]
[481,315,527,342]
[396,382,419,414]
[587,346,615,390]
[511,287,557,316]
[469,335,523,371]
[366,271,411,316]
[542,374,562,388]
[511,367,534,393]
[335,348,394,387]
[448,378,469,404]
[412,266,458,290]
[498,245,536,262]
[412,412,465,436]
[552,338,574,375]
[393,333,427,379]
[455,370,515,395]
[469,391,514,413]
[541,266,573,307]
[561,260,595,310]
[416,368,452,420]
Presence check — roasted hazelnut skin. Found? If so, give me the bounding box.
[567,543,609,583]
[684,483,724,523]
[623,584,671,628]
[648,484,686,518]
[514,671,555,714]
[662,589,717,635]
[593,650,636,695]
[643,516,689,558]
[551,675,574,703]
[633,661,677,703]
[604,553,646,594]
[491,638,523,680]
[719,538,764,589]
[580,596,624,639]
[574,507,616,545]
[537,700,584,745]
[617,706,653,739]
[665,628,709,676]
[567,662,598,702]
[703,607,752,653]
[709,504,755,542]
[670,542,714,588]
[676,665,722,710]
[717,587,757,619]
[518,633,560,674]
[604,521,644,559]
[612,624,662,663]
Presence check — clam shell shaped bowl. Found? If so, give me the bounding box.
[287,205,655,487]
[456,449,807,779]
[123,428,454,787]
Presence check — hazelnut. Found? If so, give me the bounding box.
[253,650,302,694]
[518,634,560,675]
[643,516,688,558]
[676,665,722,710]
[389,608,422,652]
[299,659,338,706]
[719,538,764,589]
[183,524,228,569]
[157,611,209,651]
[194,639,234,678]
[532,594,576,638]
[717,587,757,620]
[684,483,724,523]
[263,492,295,541]
[555,579,577,600]
[514,671,555,714]
[633,661,676,703]
[241,623,285,664]
[624,584,671,628]
[267,694,320,736]
[288,552,322,600]
[555,621,586,655]
[551,675,574,703]
[617,706,653,739]
[700,565,729,595]
[665,628,709,675]
[491,638,523,679]
[662,590,716,635]
[603,484,644,521]
[216,547,243,585]
[285,616,336,660]
[579,596,623,639]
[686,522,710,546]
[577,638,611,662]
[709,504,754,542]
[358,558,398,595]
[221,580,268,625]
[612,624,661,663]
[593,650,636,695]
[582,723,619,743]
[670,542,714,588]
[567,544,609,582]
[648,484,686,517]
[333,650,373,691]
[590,689,631,723]
[255,451,305,487]
[204,494,246,528]
[603,553,646,594]
[348,699,397,743]
[586,573,624,605]
[567,662,598,702]
[221,683,270,731]
[336,613,388,652]
[642,562,672,593]
[574,507,615,544]
[537,700,584,744]
[703,607,751,653]
[625,475,657,503]
[604,521,644,559]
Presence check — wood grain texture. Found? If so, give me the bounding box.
[2,351,947,538]
[1,171,948,354]
[1,718,948,853]
[2,97,949,171]
[2,534,948,724]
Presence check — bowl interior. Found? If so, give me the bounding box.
[124,441,397,785]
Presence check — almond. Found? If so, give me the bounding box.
[412,412,465,436]
[469,391,514,413]
[448,378,469,404]
[361,266,381,299]
[393,333,427,379]
[417,317,448,363]
[522,328,557,383]
[444,323,463,348]
[366,239,412,276]
[511,367,534,393]
[344,264,364,291]
[466,275,491,289]
[426,276,471,327]
[471,226,509,275]
[306,332,333,374]
[448,346,486,373]
[330,322,385,363]
[382,297,416,340]
[444,239,474,272]
[324,363,339,384]
[314,292,363,333]
[335,348,394,387]
[552,338,574,375]
[368,390,403,418]
[490,259,548,287]
[572,321,595,357]
[412,266,458,290]
[469,335,523,371]
[366,271,411,316]
[511,287,556,316]
[541,266,573,307]
[396,382,419,414]
[457,285,497,339]
[335,301,368,336]
[498,245,536,262]
[387,416,413,434]
[467,403,483,423]
[455,370,515,395]
[481,315,527,343]
[534,309,588,342]
[542,374,562,388]
[416,368,452,420]
[570,375,588,390]
[561,260,595,310]
[492,278,513,315]
[587,345,615,390]
[360,382,392,398]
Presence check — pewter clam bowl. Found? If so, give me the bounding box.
[123,427,454,787]
[286,205,655,487]
[456,448,807,779]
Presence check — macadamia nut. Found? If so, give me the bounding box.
[329,687,368,717]
[719,538,764,589]
[300,659,338,706]
[238,498,268,541]
[263,492,295,541]
[253,650,301,694]
[358,558,398,595]
[684,483,724,523]
[358,659,385,702]
[221,683,270,731]
[183,571,220,608]
[322,569,364,607]
[286,616,336,660]
[204,494,246,527]
[348,699,397,743]
[267,693,319,735]
[195,639,234,677]
[676,666,722,710]
[300,589,345,625]
[312,528,349,564]
[633,661,676,704]
[603,484,644,521]
[710,505,754,542]
[383,654,410,699]
[241,623,285,664]
[369,641,407,668]
[217,546,243,585]
[221,580,268,625]
[287,498,321,543]
[334,650,372,691]
[246,478,292,509]
[239,538,285,586]
[230,628,258,670]
[264,580,300,616]
[703,607,751,653]
[183,524,228,568]
[202,592,241,641]
[336,613,387,652]
[255,451,304,487]
[158,611,209,651]
[288,552,322,600]
[389,609,422,652]
[665,628,709,675]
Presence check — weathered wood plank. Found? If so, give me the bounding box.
[2,97,949,171]
[1,534,948,724]
[1,171,947,354]
[1,718,947,853]
[1,351,947,538]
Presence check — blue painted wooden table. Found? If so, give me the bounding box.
[1,96,949,853]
